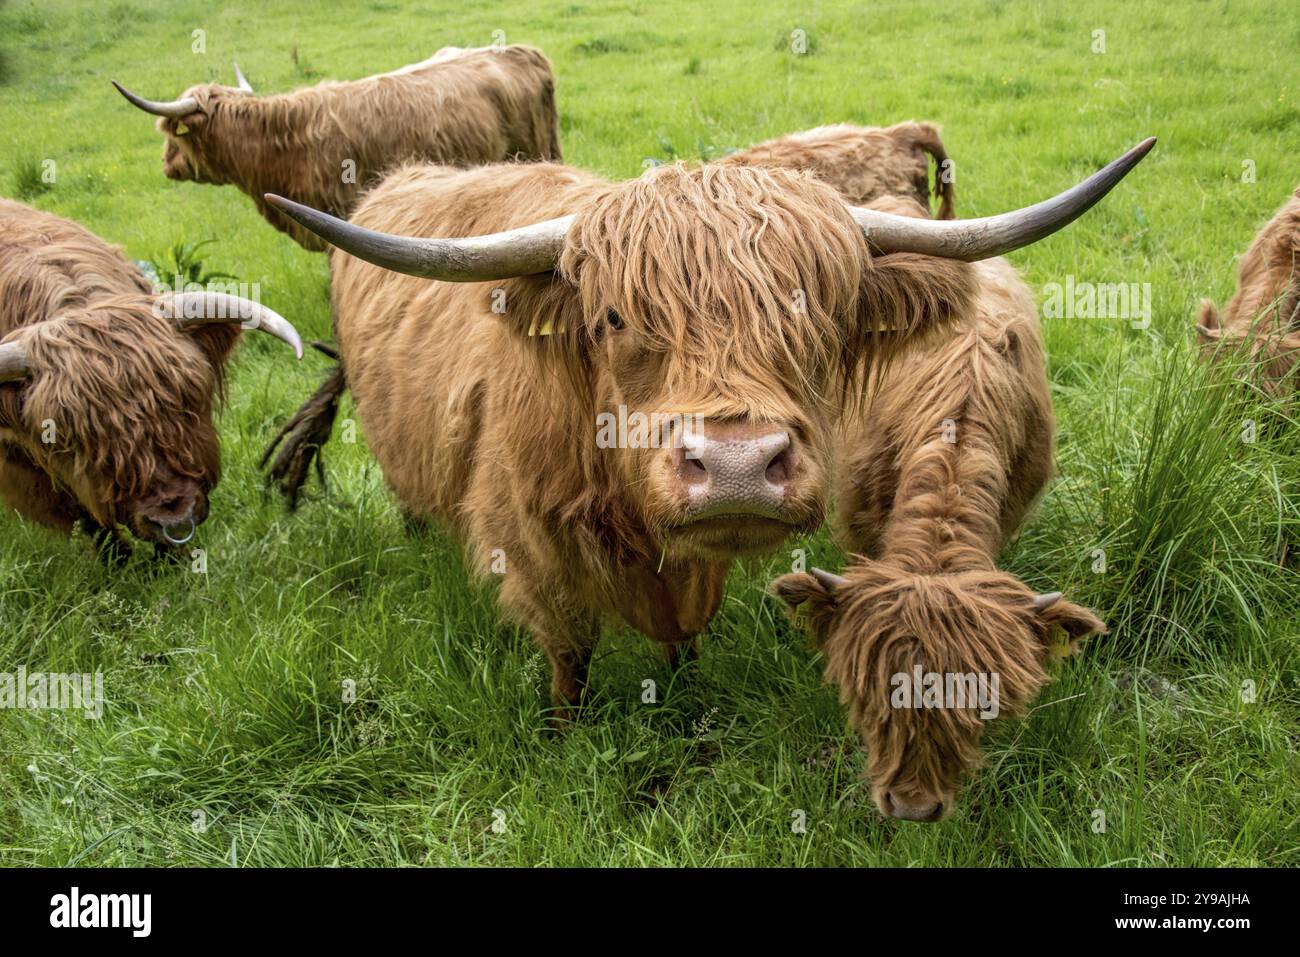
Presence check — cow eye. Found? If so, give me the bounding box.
[606,308,624,331]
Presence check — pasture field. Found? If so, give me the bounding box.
[0,0,1297,867]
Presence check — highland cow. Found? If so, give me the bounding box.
[772,251,1106,822]
[0,199,302,554]
[113,45,563,250]
[1198,184,1300,396]
[259,121,961,505]
[263,137,1150,721]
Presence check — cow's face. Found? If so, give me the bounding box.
[0,299,238,545]
[772,563,1104,821]
[154,86,237,184]
[531,165,972,560]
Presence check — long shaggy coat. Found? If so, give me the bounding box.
[0,199,240,548]
[328,158,974,714]
[773,251,1105,818]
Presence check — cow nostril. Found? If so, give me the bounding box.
[680,450,709,484]
[765,443,794,485]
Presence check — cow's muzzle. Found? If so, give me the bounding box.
[673,425,795,521]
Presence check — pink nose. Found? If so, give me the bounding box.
[885,792,944,822]
[675,427,794,519]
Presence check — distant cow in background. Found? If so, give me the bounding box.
[1198,184,1300,396]
[772,253,1106,823]
[113,45,563,250]
[0,200,301,556]
[716,122,956,218]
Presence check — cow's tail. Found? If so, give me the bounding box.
[259,341,347,510]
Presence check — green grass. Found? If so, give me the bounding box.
[2,0,1299,866]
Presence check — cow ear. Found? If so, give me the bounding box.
[770,572,841,645]
[1197,299,1223,342]
[852,253,976,359]
[1034,593,1107,657]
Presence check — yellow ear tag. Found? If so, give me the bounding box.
[175,121,190,135]
[527,317,563,336]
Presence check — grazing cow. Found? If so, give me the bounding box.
[1198,184,1300,396]
[716,122,956,218]
[263,137,1150,720]
[772,251,1106,822]
[113,45,563,250]
[0,199,302,554]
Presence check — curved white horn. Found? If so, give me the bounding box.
[161,292,303,358]
[810,567,848,592]
[233,62,253,93]
[850,137,1156,261]
[265,193,573,281]
[111,80,199,118]
[0,340,31,383]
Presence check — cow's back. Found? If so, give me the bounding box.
[835,257,1053,556]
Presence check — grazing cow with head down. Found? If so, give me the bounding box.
[1198,184,1300,396]
[264,137,1149,720]
[0,199,302,555]
[113,45,562,250]
[772,248,1106,822]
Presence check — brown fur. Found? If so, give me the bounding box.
[329,158,974,718]
[716,122,956,219]
[773,256,1105,819]
[149,46,562,250]
[0,199,242,550]
[1198,184,1300,396]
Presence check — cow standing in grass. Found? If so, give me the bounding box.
[113,45,563,250]
[0,199,302,556]
[1198,184,1300,396]
[264,137,1150,722]
[260,122,960,503]
[772,249,1105,822]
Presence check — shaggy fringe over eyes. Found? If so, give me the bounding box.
[560,163,870,408]
[778,560,1104,796]
[20,297,230,509]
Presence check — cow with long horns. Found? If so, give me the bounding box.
[263,137,1151,720]
[771,250,1106,823]
[1198,183,1300,396]
[0,199,302,555]
[259,120,963,504]
[113,45,563,251]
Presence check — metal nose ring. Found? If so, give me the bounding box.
[161,516,196,546]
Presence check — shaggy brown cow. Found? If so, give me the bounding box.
[113,45,562,250]
[259,121,961,505]
[716,121,956,218]
[0,199,302,554]
[1198,184,1300,395]
[263,137,1149,720]
[772,249,1106,822]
